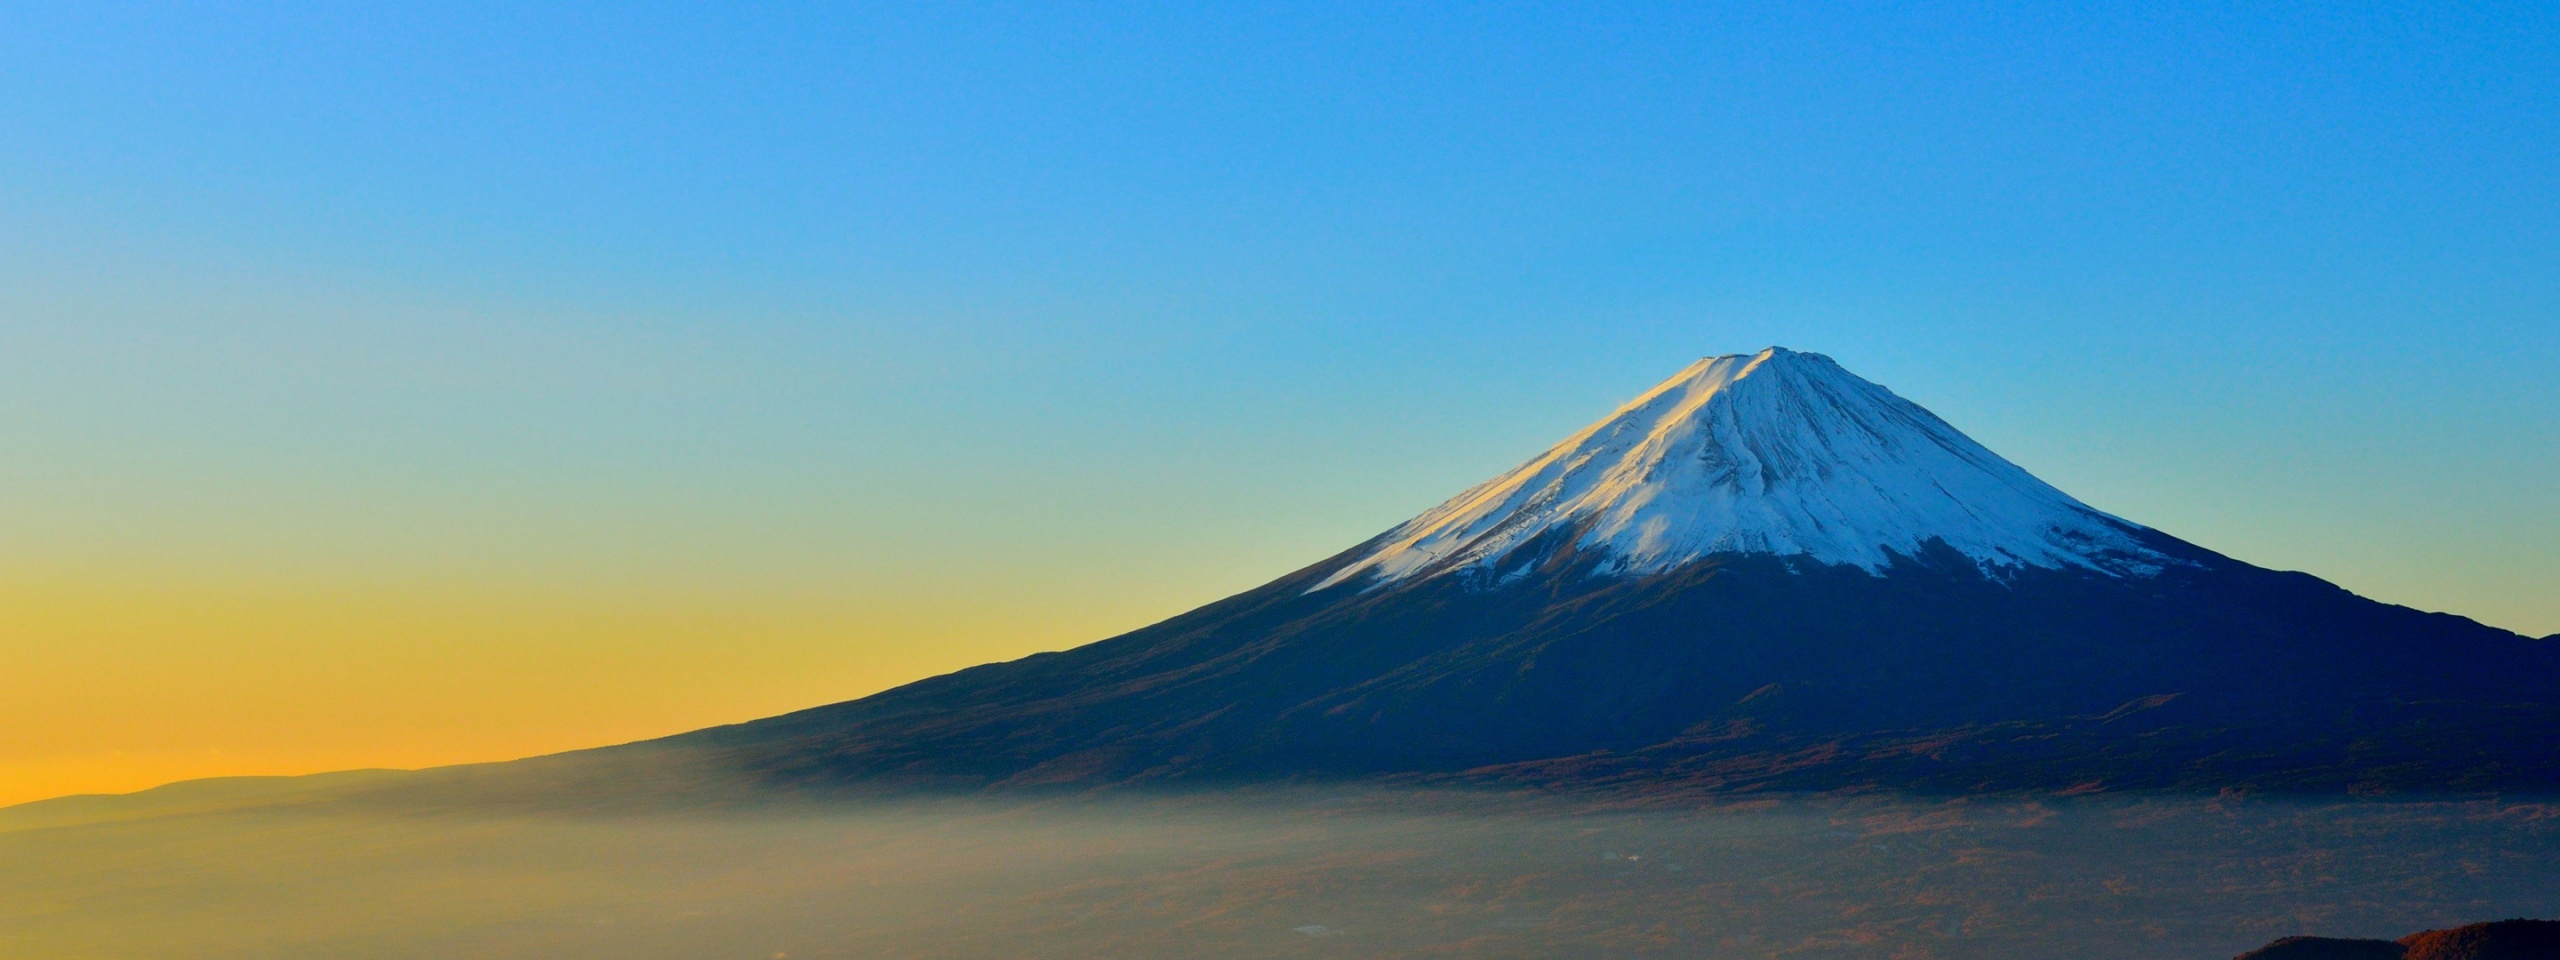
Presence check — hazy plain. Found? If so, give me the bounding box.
[5,783,2557,960]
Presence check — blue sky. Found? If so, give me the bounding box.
[0,1,2554,796]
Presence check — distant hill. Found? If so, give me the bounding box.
[2235,919,2560,960]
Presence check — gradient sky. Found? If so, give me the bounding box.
[3,1,2555,805]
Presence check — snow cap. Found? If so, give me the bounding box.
[1315,347,2167,591]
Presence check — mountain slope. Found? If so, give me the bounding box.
[542,349,2560,798]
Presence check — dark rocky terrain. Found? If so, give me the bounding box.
[2236,919,2560,960]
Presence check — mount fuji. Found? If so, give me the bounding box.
[467,348,2560,799]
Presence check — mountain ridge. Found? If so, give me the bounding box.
[253,348,2560,805]
[478,348,2553,800]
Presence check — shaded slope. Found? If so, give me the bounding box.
[610,529,2559,796]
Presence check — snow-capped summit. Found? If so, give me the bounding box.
[1315,347,2168,591]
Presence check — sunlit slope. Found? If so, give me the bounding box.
[1321,348,2166,588]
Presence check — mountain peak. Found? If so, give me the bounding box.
[1314,348,2169,591]
[522,347,2554,800]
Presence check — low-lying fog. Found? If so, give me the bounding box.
[5,784,2557,959]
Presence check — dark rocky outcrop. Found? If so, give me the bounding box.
[2237,920,2560,960]
[2401,919,2560,960]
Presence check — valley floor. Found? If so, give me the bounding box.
[4,787,2557,959]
